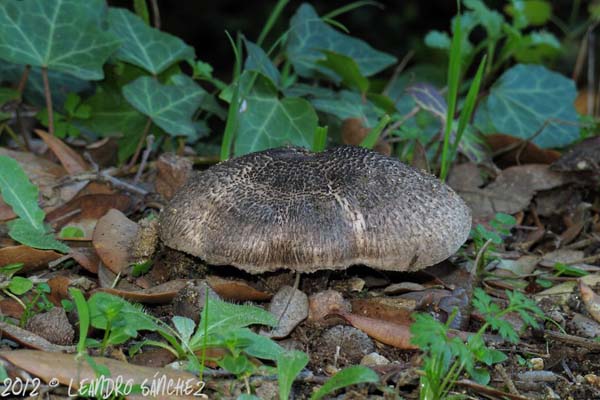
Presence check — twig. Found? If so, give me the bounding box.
[381,106,419,139]
[383,50,414,96]
[455,379,532,400]
[543,329,600,350]
[40,67,54,136]
[150,0,160,29]
[133,134,154,184]
[58,169,148,196]
[495,364,520,396]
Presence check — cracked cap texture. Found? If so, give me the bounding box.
[159,146,471,273]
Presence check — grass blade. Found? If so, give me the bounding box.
[313,126,328,151]
[220,31,243,161]
[257,0,289,46]
[360,114,390,149]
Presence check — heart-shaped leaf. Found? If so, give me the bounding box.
[234,73,318,155]
[475,64,579,148]
[122,75,207,137]
[287,4,395,79]
[108,8,195,75]
[0,0,120,80]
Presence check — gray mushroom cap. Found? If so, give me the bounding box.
[158,146,471,274]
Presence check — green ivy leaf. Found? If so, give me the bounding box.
[475,64,579,148]
[0,0,120,80]
[234,73,318,156]
[108,8,195,75]
[311,90,381,127]
[122,75,207,137]
[287,4,395,79]
[424,31,451,50]
[317,50,369,93]
[243,38,280,87]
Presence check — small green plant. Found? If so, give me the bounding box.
[470,212,516,268]
[411,288,543,400]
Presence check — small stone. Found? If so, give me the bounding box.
[360,352,390,367]
[318,326,375,365]
[26,307,74,345]
[308,290,351,326]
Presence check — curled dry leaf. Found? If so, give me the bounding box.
[265,285,308,339]
[0,245,61,273]
[0,299,24,319]
[95,279,190,304]
[155,152,193,200]
[0,320,75,353]
[47,193,132,240]
[333,310,417,350]
[308,289,351,325]
[92,208,138,274]
[0,350,203,400]
[34,129,89,174]
[579,280,600,323]
[25,307,74,346]
[350,297,415,326]
[206,275,272,301]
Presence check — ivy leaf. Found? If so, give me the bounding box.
[243,39,280,87]
[406,83,447,119]
[108,8,195,75]
[0,156,68,253]
[317,50,369,93]
[122,74,207,137]
[235,73,318,156]
[311,90,381,127]
[475,64,579,148]
[287,4,395,79]
[0,0,120,80]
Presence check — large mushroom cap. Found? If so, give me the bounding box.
[159,146,471,273]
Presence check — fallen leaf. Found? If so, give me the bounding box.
[447,163,484,192]
[0,320,75,352]
[69,246,101,273]
[350,297,414,326]
[308,290,351,325]
[579,280,600,323]
[552,136,600,174]
[0,245,61,273]
[47,193,131,240]
[155,153,193,200]
[0,350,204,400]
[206,275,272,301]
[333,311,417,349]
[86,137,119,168]
[92,209,138,274]
[95,279,189,304]
[486,133,561,168]
[457,164,570,222]
[35,129,89,174]
[264,285,308,339]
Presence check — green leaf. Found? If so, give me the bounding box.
[506,0,552,26]
[311,90,381,126]
[88,292,157,338]
[0,88,19,106]
[231,328,284,361]
[310,366,379,400]
[0,0,120,80]
[424,30,451,50]
[360,114,390,149]
[8,219,69,252]
[234,73,318,155]
[8,276,33,295]
[122,75,207,137]
[108,8,195,75]
[0,263,24,277]
[79,83,148,138]
[277,350,309,400]
[0,156,45,231]
[464,0,504,38]
[475,64,579,148]
[59,226,84,239]
[317,50,369,93]
[407,83,447,120]
[243,39,280,87]
[286,4,395,79]
[554,262,588,277]
[172,316,196,344]
[132,0,150,24]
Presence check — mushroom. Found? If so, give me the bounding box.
[158,146,471,274]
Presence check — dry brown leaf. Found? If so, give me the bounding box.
[486,133,561,168]
[308,290,351,325]
[35,129,89,174]
[0,299,24,319]
[155,153,193,200]
[350,297,415,326]
[0,245,61,273]
[447,163,484,192]
[334,311,417,349]
[69,246,101,273]
[0,350,204,400]
[206,275,272,301]
[86,137,119,168]
[410,140,430,172]
[579,280,600,323]
[264,285,308,339]
[47,193,132,240]
[0,320,75,352]
[457,164,570,222]
[95,279,190,304]
[92,209,138,274]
